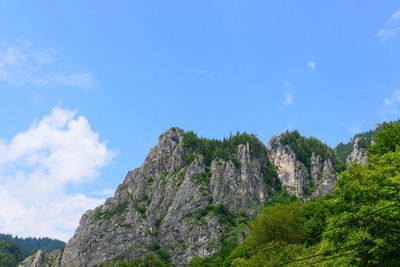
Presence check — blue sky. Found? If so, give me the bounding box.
[0,1,400,240]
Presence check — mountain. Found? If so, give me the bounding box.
[189,121,400,266]
[19,127,355,266]
[0,234,65,260]
[334,120,400,165]
[268,130,340,200]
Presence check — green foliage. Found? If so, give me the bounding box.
[183,131,265,166]
[190,202,308,266]
[262,159,281,188]
[145,175,154,184]
[248,202,306,246]
[280,130,340,171]
[302,178,315,196]
[189,237,240,266]
[154,217,163,228]
[96,201,129,220]
[118,253,171,267]
[0,240,22,267]
[230,242,310,267]
[334,129,376,167]
[193,168,211,185]
[302,195,334,246]
[367,122,400,160]
[334,141,354,164]
[134,205,147,217]
[319,124,400,265]
[334,120,400,166]
[186,204,247,228]
[148,243,171,264]
[264,189,298,207]
[185,123,400,266]
[0,234,65,260]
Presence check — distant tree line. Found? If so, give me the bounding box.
[0,233,66,264]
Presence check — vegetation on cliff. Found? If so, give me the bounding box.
[187,122,400,266]
[183,131,266,166]
[280,130,343,172]
[334,119,400,164]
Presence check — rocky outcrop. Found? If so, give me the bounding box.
[346,137,368,164]
[22,127,277,266]
[19,250,62,267]
[267,136,337,201]
[20,128,341,266]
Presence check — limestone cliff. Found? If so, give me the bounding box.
[20,128,340,266]
[267,135,337,201]
[346,137,368,164]
[21,127,279,266]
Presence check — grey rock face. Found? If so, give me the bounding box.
[267,136,337,201]
[20,128,341,266]
[19,250,62,267]
[346,137,368,164]
[23,127,276,266]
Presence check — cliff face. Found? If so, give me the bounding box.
[20,128,339,266]
[267,136,337,201]
[346,137,368,164]
[21,128,277,266]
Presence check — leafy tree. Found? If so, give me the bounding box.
[188,122,400,266]
[183,131,267,166]
[248,202,305,247]
[319,122,400,266]
[0,240,22,267]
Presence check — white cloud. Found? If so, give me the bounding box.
[377,10,400,42]
[0,41,97,89]
[384,89,400,106]
[0,107,116,241]
[380,89,400,119]
[307,61,316,70]
[379,89,400,119]
[282,92,294,106]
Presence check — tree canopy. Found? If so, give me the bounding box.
[187,122,400,266]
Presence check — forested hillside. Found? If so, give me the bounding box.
[0,234,65,261]
[0,240,22,267]
[17,122,400,266]
[334,119,400,164]
[184,122,400,266]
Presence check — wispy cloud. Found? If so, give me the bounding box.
[307,61,316,70]
[34,73,98,90]
[282,92,294,106]
[380,89,400,118]
[0,107,116,241]
[0,41,97,89]
[377,10,400,42]
[350,121,364,134]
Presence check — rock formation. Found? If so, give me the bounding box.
[21,128,281,266]
[20,128,339,266]
[346,137,368,164]
[267,136,337,200]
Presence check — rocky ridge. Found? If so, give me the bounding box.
[20,127,343,266]
[267,136,337,200]
[346,137,369,164]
